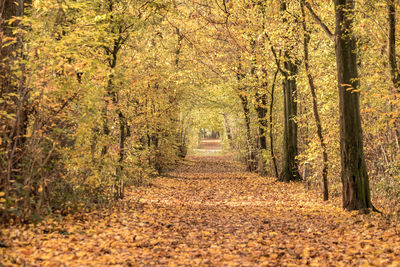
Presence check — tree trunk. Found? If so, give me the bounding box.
[278,2,301,182]
[255,92,268,151]
[388,0,400,90]
[334,0,372,210]
[237,55,256,172]
[115,110,128,199]
[249,37,268,175]
[223,113,233,148]
[270,69,279,179]
[239,94,257,172]
[0,0,27,188]
[255,89,268,175]
[101,20,129,198]
[301,2,329,201]
[279,57,301,182]
[387,0,400,150]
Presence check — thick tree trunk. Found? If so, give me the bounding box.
[387,0,400,150]
[301,2,329,201]
[334,0,372,210]
[278,2,301,182]
[279,57,301,182]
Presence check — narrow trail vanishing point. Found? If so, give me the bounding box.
[1,141,400,266]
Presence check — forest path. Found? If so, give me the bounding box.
[2,153,400,266]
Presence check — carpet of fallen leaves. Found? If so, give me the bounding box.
[2,152,400,266]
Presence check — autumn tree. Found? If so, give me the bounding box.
[300,1,329,200]
[5,0,400,223]
[334,0,373,210]
[304,0,373,210]
[0,0,31,221]
[387,0,400,148]
[277,2,301,182]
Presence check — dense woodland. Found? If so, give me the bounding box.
[1,0,400,224]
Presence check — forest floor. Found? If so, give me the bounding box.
[1,140,400,266]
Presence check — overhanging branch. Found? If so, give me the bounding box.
[303,0,334,41]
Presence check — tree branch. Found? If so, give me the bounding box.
[264,32,283,75]
[303,0,334,41]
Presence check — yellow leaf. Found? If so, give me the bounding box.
[248,241,258,247]
[149,239,158,245]
[202,231,211,236]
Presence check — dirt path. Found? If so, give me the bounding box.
[197,139,222,150]
[1,154,400,266]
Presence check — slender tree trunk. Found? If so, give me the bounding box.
[101,22,129,198]
[255,89,268,175]
[388,0,400,90]
[116,110,127,199]
[301,2,329,201]
[259,1,279,178]
[223,113,233,148]
[237,55,256,172]
[249,37,268,175]
[174,29,187,158]
[334,0,373,211]
[255,96,267,151]
[270,69,279,178]
[239,94,257,172]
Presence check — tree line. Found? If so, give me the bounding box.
[1,0,400,223]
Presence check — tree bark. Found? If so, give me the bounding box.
[278,2,301,182]
[301,2,329,201]
[101,15,129,198]
[270,69,279,178]
[255,91,268,175]
[223,113,233,148]
[388,0,400,90]
[387,0,400,150]
[239,94,257,172]
[279,56,301,182]
[250,37,268,175]
[237,55,256,172]
[255,92,268,151]
[334,0,372,210]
